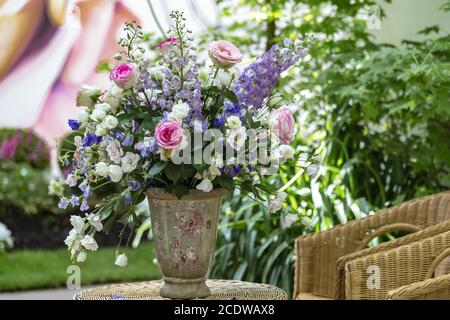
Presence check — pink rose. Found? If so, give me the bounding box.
[156,37,178,54]
[109,63,138,89]
[208,40,242,69]
[155,121,184,149]
[270,107,295,144]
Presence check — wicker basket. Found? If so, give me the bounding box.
[335,219,450,299]
[386,273,450,300]
[294,190,450,300]
[344,230,450,300]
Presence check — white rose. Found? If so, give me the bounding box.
[80,235,98,251]
[227,127,247,150]
[77,108,90,124]
[281,213,298,229]
[226,116,242,129]
[108,165,123,182]
[106,139,124,164]
[216,70,233,88]
[149,67,166,82]
[70,216,85,233]
[168,100,190,122]
[76,251,87,263]
[87,214,103,232]
[95,102,112,113]
[277,145,295,161]
[90,108,106,122]
[95,162,109,177]
[76,85,101,108]
[121,152,140,173]
[95,124,108,136]
[109,84,124,99]
[102,115,118,130]
[196,178,213,193]
[115,253,128,267]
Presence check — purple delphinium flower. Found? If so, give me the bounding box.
[80,199,89,212]
[83,134,101,147]
[122,135,134,147]
[223,100,241,114]
[222,164,242,178]
[112,130,126,141]
[129,181,141,191]
[214,117,225,129]
[58,198,69,209]
[70,195,80,206]
[233,41,307,109]
[131,119,139,133]
[125,194,132,205]
[68,119,80,131]
[145,177,152,185]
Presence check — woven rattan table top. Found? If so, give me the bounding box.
[74,279,288,300]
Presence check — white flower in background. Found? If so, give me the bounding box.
[64,229,80,251]
[48,179,64,196]
[70,216,85,233]
[268,192,287,213]
[77,108,90,124]
[208,165,221,178]
[76,251,87,263]
[192,119,205,132]
[276,145,295,162]
[226,115,242,129]
[198,69,209,84]
[306,164,320,179]
[300,215,313,228]
[108,165,123,182]
[80,235,98,251]
[74,135,83,148]
[115,253,128,267]
[106,139,124,164]
[215,69,233,88]
[87,214,103,232]
[121,152,140,173]
[0,222,13,251]
[95,162,109,177]
[65,174,77,187]
[109,84,124,99]
[168,100,190,122]
[102,115,118,130]
[196,178,213,192]
[194,172,203,180]
[281,213,298,229]
[95,124,108,136]
[76,85,101,108]
[227,127,247,150]
[95,102,112,113]
[149,67,167,82]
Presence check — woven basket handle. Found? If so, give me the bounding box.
[360,223,421,249]
[426,247,450,279]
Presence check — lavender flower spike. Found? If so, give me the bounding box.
[233,39,308,109]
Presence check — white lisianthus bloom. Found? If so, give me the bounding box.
[268,192,287,213]
[226,115,242,129]
[115,253,128,267]
[108,165,123,182]
[168,100,190,122]
[80,235,98,251]
[76,251,87,263]
[76,85,101,108]
[95,162,109,177]
[208,165,221,178]
[106,139,124,164]
[227,127,247,150]
[102,115,118,130]
[90,108,106,122]
[70,216,85,233]
[77,108,90,124]
[276,145,295,161]
[95,102,112,113]
[196,178,213,192]
[95,124,108,136]
[281,213,298,229]
[87,214,103,232]
[216,69,233,88]
[121,152,140,173]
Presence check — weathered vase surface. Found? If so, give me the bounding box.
[146,188,226,299]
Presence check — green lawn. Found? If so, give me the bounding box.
[0,242,161,291]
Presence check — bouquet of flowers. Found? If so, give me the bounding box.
[59,11,315,265]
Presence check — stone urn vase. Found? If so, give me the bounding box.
[146,188,226,299]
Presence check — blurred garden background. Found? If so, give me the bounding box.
[0,0,449,297]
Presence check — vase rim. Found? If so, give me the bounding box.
[146,187,228,200]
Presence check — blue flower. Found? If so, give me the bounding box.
[68,119,80,131]
[224,100,241,114]
[80,199,89,212]
[214,117,225,129]
[131,120,139,133]
[144,177,152,185]
[83,134,101,147]
[125,194,132,205]
[58,198,68,209]
[129,181,141,191]
[122,135,134,147]
[112,130,126,141]
[70,195,80,206]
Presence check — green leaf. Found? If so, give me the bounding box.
[148,162,166,177]
[217,175,234,191]
[164,163,182,183]
[96,60,112,73]
[174,184,190,199]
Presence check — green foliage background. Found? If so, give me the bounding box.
[206,0,450,297]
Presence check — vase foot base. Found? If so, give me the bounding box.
[160,279,210,299]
